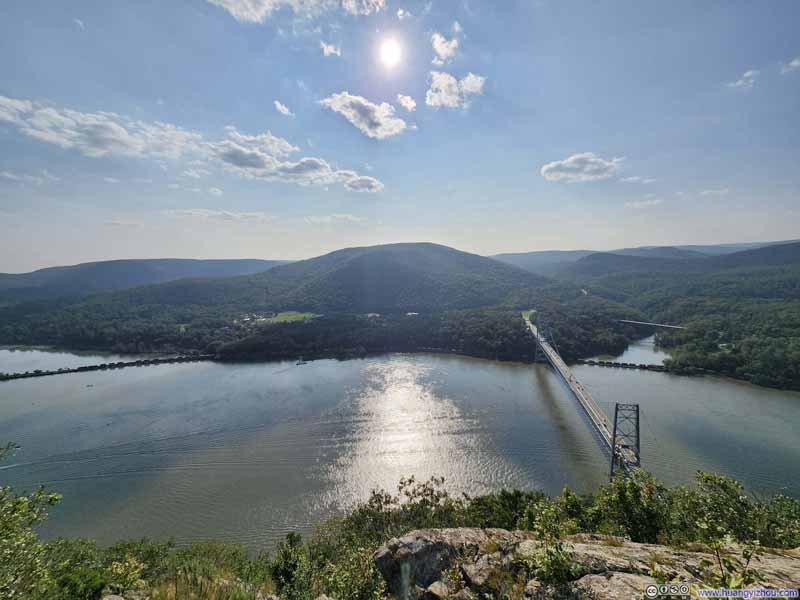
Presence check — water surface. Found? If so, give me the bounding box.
[1,345,798,551]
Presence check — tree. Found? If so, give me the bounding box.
[0,443,62,599]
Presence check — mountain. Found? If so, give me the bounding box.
[676,239,800,256]
[609,246,706,259]
[0,258,287,304]
[91,243,548,314]
[559,253,698,279]
[708,241,800,269]
[491,240,799,276]
[491,250,594,277]
[491,246,704,277]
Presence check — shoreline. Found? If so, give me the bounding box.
[2,344,797,394]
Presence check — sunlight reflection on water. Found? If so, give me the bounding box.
[1,349,798,551]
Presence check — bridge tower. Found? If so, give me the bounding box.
[610,403,641,479]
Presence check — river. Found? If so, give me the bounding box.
[0,341,798,551]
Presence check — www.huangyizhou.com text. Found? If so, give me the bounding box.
[695,589,798,599]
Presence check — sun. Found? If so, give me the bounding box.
[379,38,402,69]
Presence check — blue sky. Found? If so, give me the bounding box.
[0,0,798,271]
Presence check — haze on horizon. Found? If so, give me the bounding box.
[1,0,799,272]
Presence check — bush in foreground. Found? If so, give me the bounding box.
[2,460,799,599]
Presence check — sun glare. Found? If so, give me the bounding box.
[380,38,402,69]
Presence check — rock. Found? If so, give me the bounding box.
[452,589,476,600]
[373,528,800,599]
[315,596,335,600]
[424,580,450,598]
[572,573,657,600]
[101,596,126,600]
[524,579,542,597]
[374,528,527,596]
[460,552,497,589]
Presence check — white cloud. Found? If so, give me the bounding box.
[167,183,181,189]
[41,169,60,182]
[0,95,381,193]
[319,92,407,139]
[206,0,385,22]
[396,8,411,19]
[165,208,275,222]
[304,213,365,225]
[214,125,300,160]
[0,170,44,185]
[0,95,203,160]
[210,127,383,191]
[625,197,663,209]
[619,176,657,184]
[727,69,759,90]
[320,41,341,57]
[103,177,120,183]
[73,18,85,30]
[396,94,416,112]
[274,100,295,117]
[452,20,462,34]
[183,167,211,179]
[699,188,730,197]
[208,186,224,196]
[431,32,459,65]
[540,152,624,183]
[104,220,142,228]
[343,175,383,192]
[781,57,800,74]
[425,71,486,109]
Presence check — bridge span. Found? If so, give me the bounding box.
[619,319,685,330]
[524,314,639,473]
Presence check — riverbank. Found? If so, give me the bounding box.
[0,341,786,394]
[0,354,214,381]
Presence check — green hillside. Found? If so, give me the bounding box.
[0,243,553,353]
[0,258,287,304]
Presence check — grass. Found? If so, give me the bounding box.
[521,309,537,321]
[259,312,318,324]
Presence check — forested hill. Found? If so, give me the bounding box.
[0,258,287,304]
[559,241,800,280]
[0,243,560,353]
[573,242,800,390]
[492,239,799,277]
[54,242,547,314]
[254,242,548,312]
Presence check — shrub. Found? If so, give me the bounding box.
[317,545,385,600]
[593,469,671,543]
[519,499,580,584]
[54,567,107,600]
[0,442,62,600]
[270,533,312,600]
[755,494,800,548]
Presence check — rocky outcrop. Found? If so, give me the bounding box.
[374,529,800,599]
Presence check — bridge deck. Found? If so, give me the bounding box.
[524,316,637,469]
[619,319,685,330]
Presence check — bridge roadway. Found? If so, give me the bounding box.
[619,319,685,330]
[524,315,638,471]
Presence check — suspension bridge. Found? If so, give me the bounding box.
[523,313,640,476]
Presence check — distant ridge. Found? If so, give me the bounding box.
[0,258,287,303]
[90,242,548,314]
[491,239,799,276]
[561,241,800,279]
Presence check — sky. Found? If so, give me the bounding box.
[0,0,799,272]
